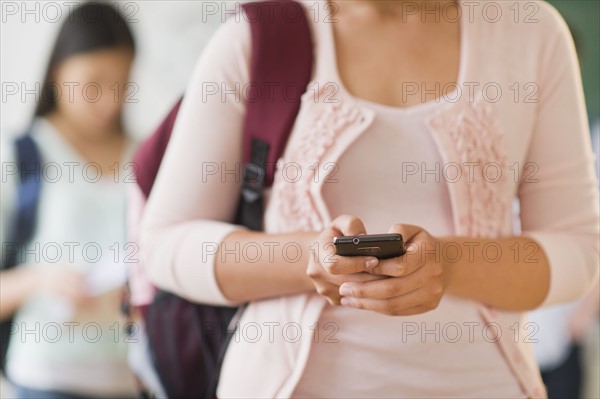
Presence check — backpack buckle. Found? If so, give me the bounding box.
[241,162,265,203]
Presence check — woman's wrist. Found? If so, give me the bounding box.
[0,265,39,318]
[299,232,319,292]
[215,230,318,302]
[434,235,551,310]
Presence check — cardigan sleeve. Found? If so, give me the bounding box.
[519,6,600,307]
[139,17,251,305]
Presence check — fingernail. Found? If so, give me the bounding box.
[365,257,379,269]
[340,297,353,306]
[339,284,353,296]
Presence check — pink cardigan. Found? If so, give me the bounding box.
[138,1,599,397]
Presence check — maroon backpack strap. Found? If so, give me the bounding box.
[133,98,183,198]
[239,0,313,230]
[241,0,313,178]
[132,0,313,231]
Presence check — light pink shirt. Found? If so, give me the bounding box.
[138,1,600,397]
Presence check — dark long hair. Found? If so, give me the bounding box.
[35,2,135,117]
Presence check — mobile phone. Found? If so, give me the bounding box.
[333,233,406,259]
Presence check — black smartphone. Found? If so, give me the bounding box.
[333,233,406,259]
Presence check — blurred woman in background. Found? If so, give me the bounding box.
[0,3,137,398]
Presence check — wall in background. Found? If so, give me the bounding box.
[1,0,224,140]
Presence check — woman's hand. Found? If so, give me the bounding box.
[307,215,388,305]
[37,266,91,307]
[337,224,449,316]
[0,265,91,319]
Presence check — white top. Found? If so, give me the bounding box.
[1,118,137,396]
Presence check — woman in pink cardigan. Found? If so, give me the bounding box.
[138,0,599,397]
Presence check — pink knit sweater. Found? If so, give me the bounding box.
[137,1,599,397]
